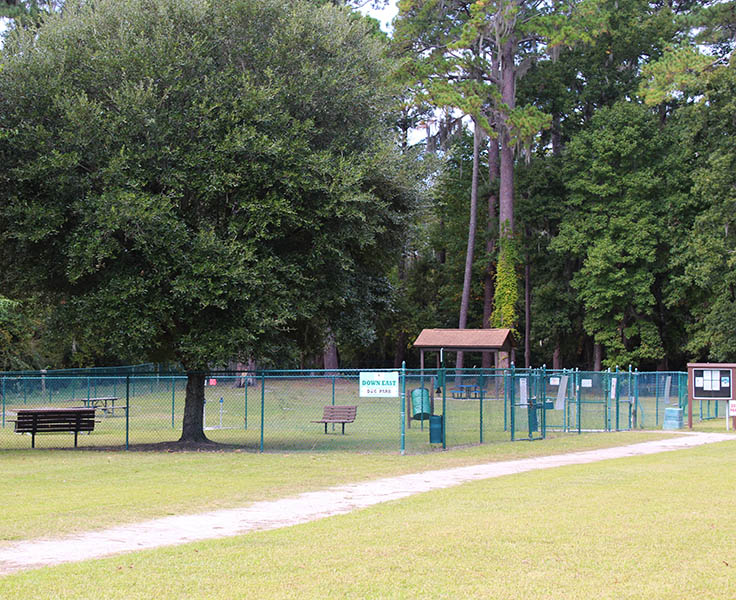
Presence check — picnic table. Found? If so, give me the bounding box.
[77,396,121,416]
[450,385,482,399]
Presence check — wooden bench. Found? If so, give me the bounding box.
[10,407,97,448]
[311,405,357,434]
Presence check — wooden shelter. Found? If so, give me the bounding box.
[412,328,514,368]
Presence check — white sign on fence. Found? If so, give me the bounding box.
[610,378,617,400]
[359,372,399,398]
[581,379,593,388]
[519,378,529,406]
[555,375,568,410]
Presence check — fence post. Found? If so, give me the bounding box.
[634,369,640,428]
[2,377,5,428]
[655,372,661,426]
[541,365,547,440]
[576,368,581,434]
[244,375,248,430]
[400,361,406,455]
[503,368,508,432]
[479,368,484,445]
[441,363,447,449]
[171,376,175,429]
[125,375,130,450]
[510,363,516,442]
[260,372,265,453]
[614,366,620,431]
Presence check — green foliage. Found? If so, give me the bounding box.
[0,0,415,371]
[552,101,689,367]
[672,64,736,361]
[490,233,519,334]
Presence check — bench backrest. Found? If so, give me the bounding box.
[14,409,96,433]
[322,405,357,422]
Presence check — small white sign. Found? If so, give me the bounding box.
[549,377,560,386]
[610,378,617,400]
[555,375,568,410]
[359,372,399,398]
[581,379,593,388]
[519,378,529,406]
[729,401,736,418]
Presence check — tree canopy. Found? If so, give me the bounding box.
[0,0,417,438]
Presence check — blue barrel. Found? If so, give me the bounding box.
[662,407,683,430]
[429,415,444,443]
[411,388,431,420]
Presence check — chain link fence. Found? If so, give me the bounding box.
[0,367,694,452]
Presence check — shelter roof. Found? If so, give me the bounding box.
[412,328,513,351]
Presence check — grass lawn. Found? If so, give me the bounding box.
[0,432,673,542]
[1,437,734,598]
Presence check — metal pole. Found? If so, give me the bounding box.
[171,376,175,428]
[2,377,5,428]
[634,369,640,428]
[260,372,265,453]
[510,363,516,441]
[541,365,547,440]
[576,368,581,434]
[656,373,660,426]
[615,365,620,431]
[244,376,248,430]
[479,370,484,445]
[125,375,130,450]
[441,362,447,450]
[400,361,406,455]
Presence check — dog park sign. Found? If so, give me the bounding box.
[687,363,736,430]
[359,372,399,398]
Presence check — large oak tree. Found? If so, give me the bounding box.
[0,0,415,441]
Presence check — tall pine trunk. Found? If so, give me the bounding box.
[482,138,499,369]
[457,119,481,371]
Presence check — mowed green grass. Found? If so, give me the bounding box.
[0,432,672,542]
[1,439,734,598]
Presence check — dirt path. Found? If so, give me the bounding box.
[1,432,732,576]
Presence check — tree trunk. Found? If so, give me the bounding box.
[179,372,209,443]
[593,343,603,372]
[323,328,339,372]
[498,37,516,238]
[457,118,482,372]
[482,138,499,370]
[553,343,562,370]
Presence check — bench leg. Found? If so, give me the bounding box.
[342,423,345,435]
[31,432,35,449]
[74,430,78,448]
[324,423,327,434]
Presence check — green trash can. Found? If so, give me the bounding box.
[411,388,431,420]
[429,415,443,444]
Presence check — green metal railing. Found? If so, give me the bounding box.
[0,366,694,452]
